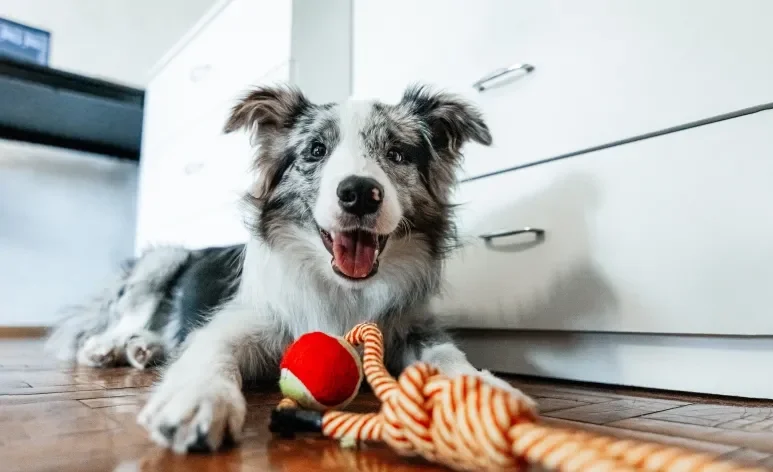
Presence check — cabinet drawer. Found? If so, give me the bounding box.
[142,61,290,204]
[353,0,773,180]
[141,0,292,161]
[135,62,290,254]
[142,201,249,250]
[430,111,773,335]
[135,121,252,252]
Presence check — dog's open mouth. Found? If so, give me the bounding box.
[320,228,388,280]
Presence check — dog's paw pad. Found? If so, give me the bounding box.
[158,424,178,442]
[187,426,216,453]
[126,338,163,370]
[80,340,120,367]
[129,345,150,364]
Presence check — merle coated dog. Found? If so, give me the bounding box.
[46,84,536,453]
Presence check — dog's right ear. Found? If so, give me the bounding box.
[223,84,310,134]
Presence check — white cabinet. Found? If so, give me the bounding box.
[138,55,283,250]
[134,0,773,395]
[353,0,773,180]
[145,200,248,250]
[431,111,773,335]
[135,0,353,253]
[135,0,293,252]
[137,61,291,243]
[346,0,773,395]
[140,0,292,165]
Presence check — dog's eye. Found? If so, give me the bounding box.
[310,141,327,158]
[386,148,404,163]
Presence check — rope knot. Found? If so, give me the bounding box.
[382,364,537,471]
[322,322,537,470]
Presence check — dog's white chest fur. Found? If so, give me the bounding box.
[236,239,399,337]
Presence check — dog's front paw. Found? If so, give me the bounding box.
[77,335,124,367]
[477,370,539,417]
[137,374,246,454]
[125,334,164,370]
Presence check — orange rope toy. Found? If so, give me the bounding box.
[270,323,764,472]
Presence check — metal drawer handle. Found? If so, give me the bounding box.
[184,161,205,175]
[479,227,545,242]
[190,64,212,82]
[473,63,535,92]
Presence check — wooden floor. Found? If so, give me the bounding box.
[2,338,773,472]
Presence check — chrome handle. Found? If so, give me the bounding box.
[473,63,535,92]
[183,161,205,175]
[479,227,545,242]
[189,64,212,82]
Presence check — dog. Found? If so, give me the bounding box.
[45,83,537,454]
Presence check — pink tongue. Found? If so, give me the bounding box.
[333,231,377,278]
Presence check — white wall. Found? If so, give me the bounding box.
[1,0,216,87]
[0,140,138,326]
[290,0,352,103]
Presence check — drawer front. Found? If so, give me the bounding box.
[145,201,249,250]
[430,111,773,335]
[141,0,292,163]
[353,0,773,180]
[136,106,251,252]
[147,61,290,202]
[136,63,290,253]
[135,119,252,252]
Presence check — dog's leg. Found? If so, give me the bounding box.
[77,333,127,367]
[125,330,165,369]
[137,303,286,454]
[419,342,538,413]
[76,298,160,368]
[401,327,538,414]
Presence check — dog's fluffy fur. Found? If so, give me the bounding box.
[45,84,536,453]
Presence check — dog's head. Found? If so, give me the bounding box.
[225,84,491,286]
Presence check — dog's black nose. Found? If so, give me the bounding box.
[337,176,383,216]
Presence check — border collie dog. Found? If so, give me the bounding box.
[45,84,536,453]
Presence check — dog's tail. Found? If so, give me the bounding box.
[44,245,192,362]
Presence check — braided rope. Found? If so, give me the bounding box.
[344,323,398,400]
[315,323,764,472]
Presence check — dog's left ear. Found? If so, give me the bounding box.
[224,85,309,204]
[223,84,310,134]
[401,84,492,153]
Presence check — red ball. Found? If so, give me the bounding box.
[279,332,363,410]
